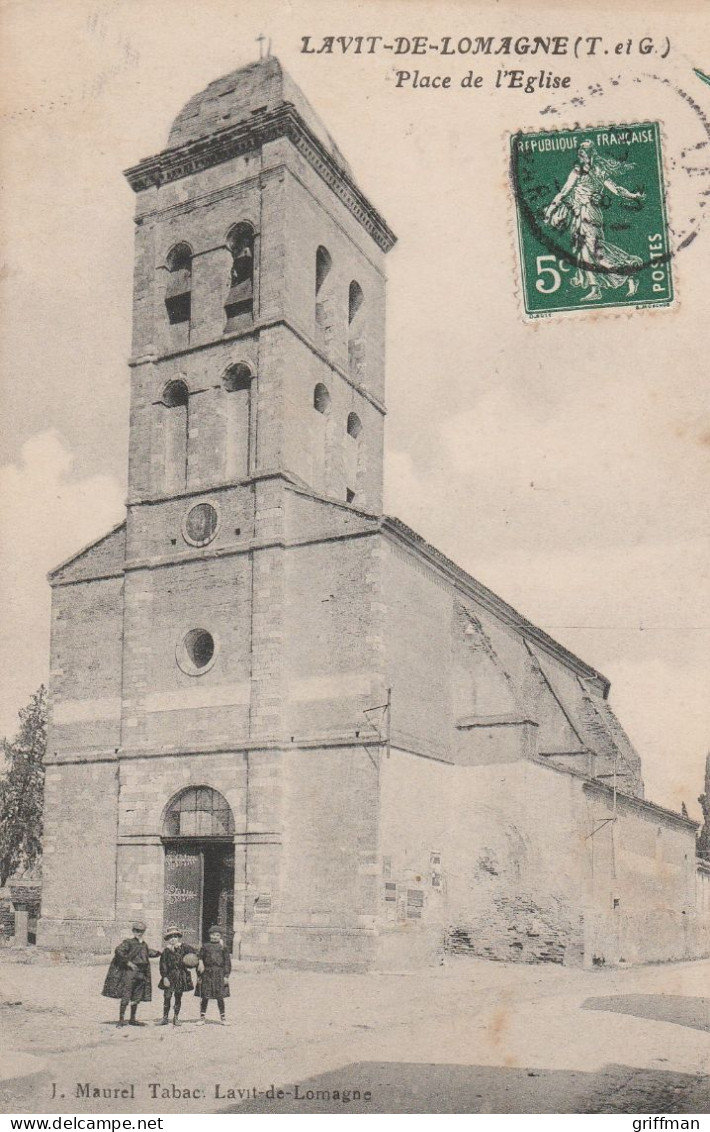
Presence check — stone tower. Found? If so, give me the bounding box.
[125,56,393,514]
[39,57,397,963]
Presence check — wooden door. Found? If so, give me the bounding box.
[163,844,203,947]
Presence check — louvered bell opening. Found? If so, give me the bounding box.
[224,277,253,318]
[165,269,191,324]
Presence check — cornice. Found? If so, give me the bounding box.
[124,104,396,254]
[127,315,388,416]
[581,777,698,830]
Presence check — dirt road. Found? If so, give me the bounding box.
[1,954,708,1114]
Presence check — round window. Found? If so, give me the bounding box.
[183,502,218,547]
[177,629,217,676]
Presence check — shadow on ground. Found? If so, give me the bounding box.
[583,995,710,1033]
[219,1062,710,1114]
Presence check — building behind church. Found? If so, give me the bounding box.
[38,57,708,969]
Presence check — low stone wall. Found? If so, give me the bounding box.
[0,897,16,942]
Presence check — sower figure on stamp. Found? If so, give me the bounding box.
[102,921,160,1027]
[544,140,645,301]
[195,925,231,1025]
[157,924,197,1027]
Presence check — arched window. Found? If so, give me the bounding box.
[315,246,333,343]
[315,246,332,295]
[348,281,364,324]
[162,380,189,492]
[222,362,252,393]
[163,379,189,408]
[222,363,253,480]
[348,280,366,379]
[313,383,331,414]
[347,411,362,439]
[225,222,255,326]
[163,786,235,840]
[345,410,362,503]
[165,244,192,325]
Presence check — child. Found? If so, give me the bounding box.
[102,921,160,1027]
[157,924,196,1026]
[195,924,231,1025]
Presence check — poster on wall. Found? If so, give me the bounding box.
[0,0,708,1119]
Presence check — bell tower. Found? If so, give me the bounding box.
[124,55,396,522]
[117,57,397,957]
[39,57,397,961]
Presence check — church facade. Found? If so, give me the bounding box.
[38,58,706,969]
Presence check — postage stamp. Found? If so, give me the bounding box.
[510,121,673,317]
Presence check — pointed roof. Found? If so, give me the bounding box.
[167,56,353,177]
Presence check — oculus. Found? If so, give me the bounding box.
[177,628,217,675]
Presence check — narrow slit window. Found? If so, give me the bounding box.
[348,280,364,324]
[315,246,332,295]
[161,380,189,493]
[315,246,333,340]
[222,363,252,480]
[348,280,366,380]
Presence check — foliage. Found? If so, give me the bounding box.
[698,752,710,861]
[0,686,47,887]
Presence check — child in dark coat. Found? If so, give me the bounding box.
[157,924,196,1026]
[195,925,231,1025]
[102,921,160,1027]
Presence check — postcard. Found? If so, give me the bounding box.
[0,0,708,1118]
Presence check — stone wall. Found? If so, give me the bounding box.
[583,784,701,965]
[39,760,119,951]
[377,744,700,968]
[119,555,252,753]
[49,577,124,754]
[241,744,379,969]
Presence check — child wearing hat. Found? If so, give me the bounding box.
[157,924,197,1026]
[102,921,160,1027]
[195,925,231,1025]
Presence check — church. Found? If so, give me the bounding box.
[38,56,706,969]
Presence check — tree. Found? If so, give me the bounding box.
[698,752,710,861]
[0,686,47,887]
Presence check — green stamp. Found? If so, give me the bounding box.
[511,121,673,316]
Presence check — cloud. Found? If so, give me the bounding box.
[384,394,710,814]
[0,431,124,739]
[392,381,706,553]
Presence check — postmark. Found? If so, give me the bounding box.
[511,121,673,316]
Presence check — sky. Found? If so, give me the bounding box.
[0,0,708,817]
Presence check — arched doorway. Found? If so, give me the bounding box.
[162,786,235,949]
